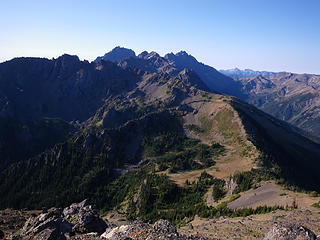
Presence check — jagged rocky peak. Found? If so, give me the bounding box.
[175,50,193,58]
[165,50,197,63]
[138,51,160,60]
[95,46,136,62]
[137,50,149,59]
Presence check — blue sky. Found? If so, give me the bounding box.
[1,0,320,73]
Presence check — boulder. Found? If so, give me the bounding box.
[146,219,179,240]
[264,222,318,240]
[101,221,149,240]
[63,199,107,234]
[19,200,107,239]
[21,207,71,240]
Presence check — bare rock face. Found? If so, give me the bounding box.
[17,200,107,240]
[264,222,318,240]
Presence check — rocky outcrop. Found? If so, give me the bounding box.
[101,219,215,240]
[14,208,215,240]
[264,222,318,240]
[21,207,71,240]
[16,200,107,240]
[63,199,107,234]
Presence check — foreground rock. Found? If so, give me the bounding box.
[63,199,107,234]
[264,222,318,240]
[21,207,71,239]
[14,200,107,240]
[9,201,215,240]
[101,219,216,240]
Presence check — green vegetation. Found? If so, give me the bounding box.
[233,171,254,193]
[0,109,225,210]
[244,230,263,237]
[311,202,320,208]
[213,109,240,139]
[0,117,76,171]
[141,121,224,173]
[199,115,214,135]
[70,214,79,224]
[211,179,226,202]
[215,194,240,210]
[229,193,241,202]
[105,169,284,224]
[309,191,320,197]
[155,141,224,173]
[126,171,216,224]
[185,124,205,134]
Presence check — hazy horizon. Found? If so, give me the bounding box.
[1,0,320,74]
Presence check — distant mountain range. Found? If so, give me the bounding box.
[220,68,275,79]
[220,68,320,139]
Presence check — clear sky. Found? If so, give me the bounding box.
[1,0,320,74]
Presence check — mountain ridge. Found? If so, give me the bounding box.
[94,47,320,139]
[1,50,320,215]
